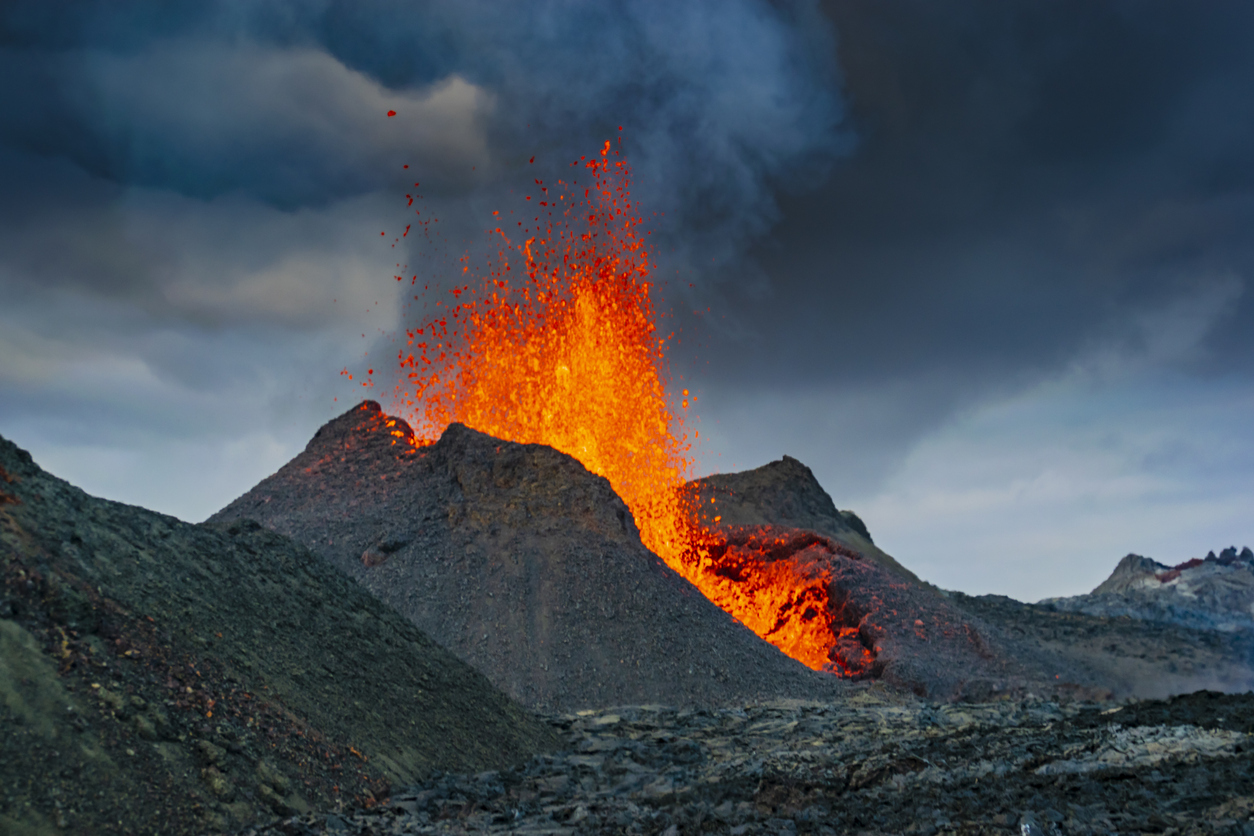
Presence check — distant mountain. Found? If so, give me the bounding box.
[1039,547,1254,633]
[0,432,557,836]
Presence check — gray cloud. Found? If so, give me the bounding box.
[664,2,1254,592]
[0,43,492,206]
[2,0,1251,590]
[0,0,845,522]
[1,0,843,227]
[683,0,1254,400]
[0,0,846,329]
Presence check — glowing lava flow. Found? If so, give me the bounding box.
[390,138,864,676]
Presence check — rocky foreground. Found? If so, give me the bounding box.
[0,433,557,836]
[241,689,1254,836]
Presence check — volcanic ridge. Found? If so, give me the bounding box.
[214,401,1110,707]
[1040,547,1254,632]
[210,402,846,710]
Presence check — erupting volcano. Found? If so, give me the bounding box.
[395,136,692,563]
[387,138,867,676]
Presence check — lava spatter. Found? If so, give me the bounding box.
[389,139,864,676]
[395,138,693,562]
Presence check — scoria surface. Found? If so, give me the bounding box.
[238,689,1254,835]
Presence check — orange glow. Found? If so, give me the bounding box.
[396,137,694,561]
[681,528,875,675]
[389,138,864,676]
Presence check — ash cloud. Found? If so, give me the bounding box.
[2,0,1252,596]
[697,0,1254,388]
[0,0,844,520]
[687,1,1254,486]
[0,1,842,219]
[675,1,1254,597]
[0,0,844,321]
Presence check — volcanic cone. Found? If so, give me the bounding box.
[211,401,849,710]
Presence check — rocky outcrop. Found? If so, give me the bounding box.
[1090,553,1174,595]
[1040,547,1254,633]
[210,402,850,711]
[0,432,558,836]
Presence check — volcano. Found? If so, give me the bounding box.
[211,402,846,709]
[212,401,1098,707]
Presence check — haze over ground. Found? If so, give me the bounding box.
[1,1,1251,601]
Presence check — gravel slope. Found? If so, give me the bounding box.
[0,433,558,836]
[687,455,919,584]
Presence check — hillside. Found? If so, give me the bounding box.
[211,401,1110,705]
[210,402,851,710]
[0,433,558,836]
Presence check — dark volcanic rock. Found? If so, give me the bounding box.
[685,454,1254,700]
[685,458,1110,701]
[684,522,1082,701]
[0,432,557,836]
[976,547,1254,697]
[244,692,1254,836]
[211,401,849,711]
[687,455,920,583]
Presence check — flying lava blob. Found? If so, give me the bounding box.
[386,138,873,678]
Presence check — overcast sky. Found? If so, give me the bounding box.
[2,1,1251,601]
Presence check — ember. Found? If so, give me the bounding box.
[389,138,861,675]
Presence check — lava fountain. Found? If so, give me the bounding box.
[387,137,870,677]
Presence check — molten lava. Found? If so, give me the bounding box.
[389,138,870,676]
[396,138,693,560]
[685,527,877,676]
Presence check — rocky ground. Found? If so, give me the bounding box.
[0,433,557,836]
[948,593,1254,700]
[239,689,1254,835]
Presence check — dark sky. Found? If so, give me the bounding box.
[2,1,1251,599]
